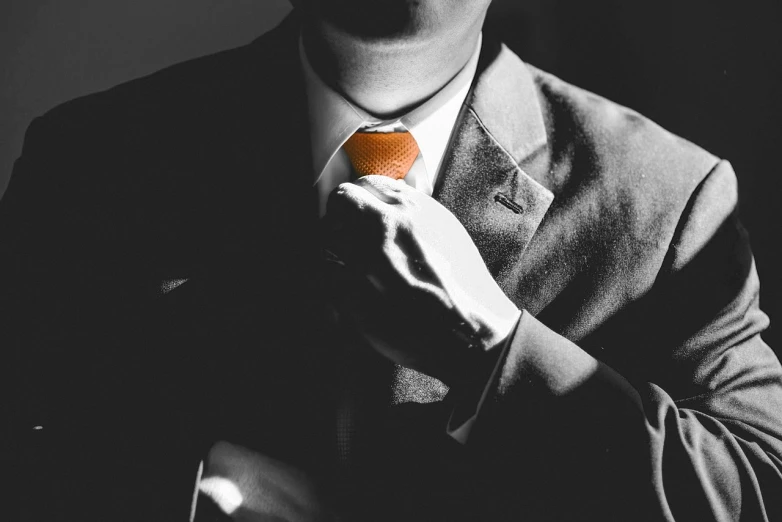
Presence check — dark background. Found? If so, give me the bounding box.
[1,0,780,352]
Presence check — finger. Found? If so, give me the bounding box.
[353,175,409,205]
[326,181,388,218]
[354,174,407,192]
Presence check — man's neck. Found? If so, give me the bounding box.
[300,16,484,120]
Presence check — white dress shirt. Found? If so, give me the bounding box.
[299,34,483,216]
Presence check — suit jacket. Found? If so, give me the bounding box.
[2,12,781,522]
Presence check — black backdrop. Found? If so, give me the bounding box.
[2,0,780,352]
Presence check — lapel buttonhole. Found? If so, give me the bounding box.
[494,192,524,214]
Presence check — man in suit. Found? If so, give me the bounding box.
[2,1,781,520]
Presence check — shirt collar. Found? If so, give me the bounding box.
[300,33,483,186]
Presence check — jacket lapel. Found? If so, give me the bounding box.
[434,39,554,294]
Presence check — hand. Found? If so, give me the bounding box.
[322,175,521,385]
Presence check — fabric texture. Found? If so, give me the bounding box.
[2,11,781,522]
[342,131,420,179]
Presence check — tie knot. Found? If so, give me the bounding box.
[342,131,420,180]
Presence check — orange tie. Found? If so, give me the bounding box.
[342,131,420,180]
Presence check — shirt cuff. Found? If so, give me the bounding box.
[445,311,522,444]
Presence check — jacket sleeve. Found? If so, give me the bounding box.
[0,115,200,522]
[465,160,782,521]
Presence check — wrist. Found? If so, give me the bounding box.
[471,291,522,350]
[443,308,520,387]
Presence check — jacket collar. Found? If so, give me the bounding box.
[468,37,549,166]
[433,36,554,283]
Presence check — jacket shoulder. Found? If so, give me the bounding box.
[526,63,729,246]
[24,16,296,155]
[529,64,721,194]
[30,43,258,143]
[8,18,300,206]
[517,64,740,321]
